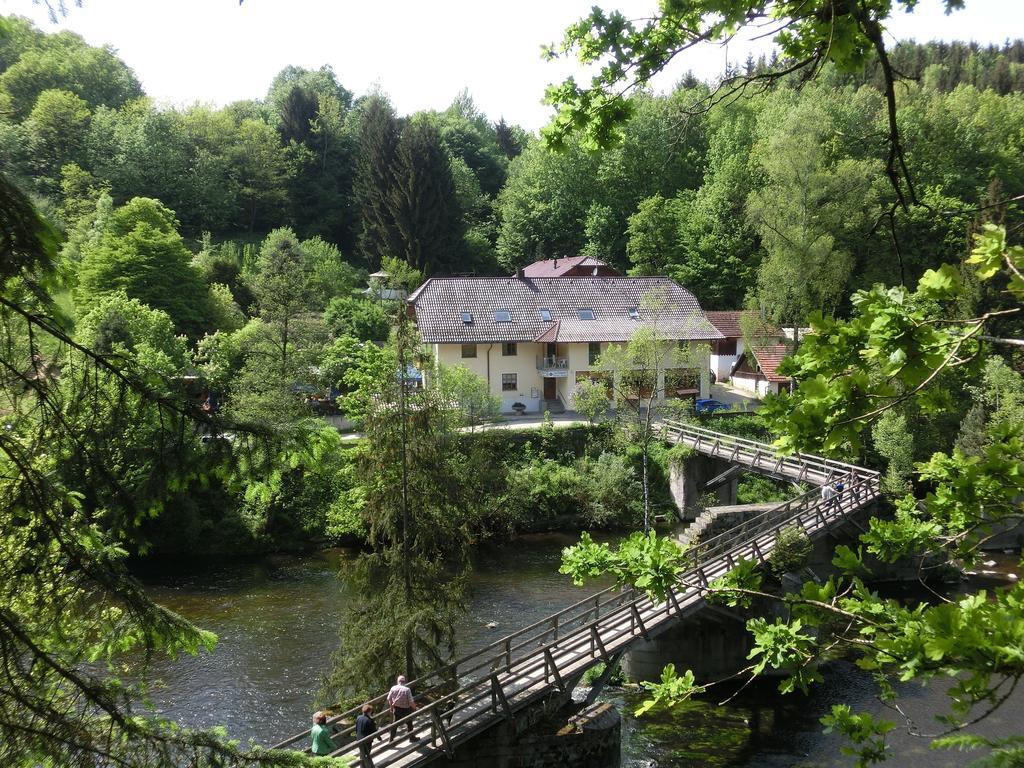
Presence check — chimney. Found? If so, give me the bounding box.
[516,267,525,279]
[553,257,558,269]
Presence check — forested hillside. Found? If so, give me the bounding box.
[3,16,1023,332]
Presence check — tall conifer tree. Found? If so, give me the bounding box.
[388,117,462,275]
[354,94,402,268]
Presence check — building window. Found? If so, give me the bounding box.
[502,373,517,391]
[578,308,595,320]
[588,342,601,365]
[502,342,517,356]
[628,307,639,320]
[461,344,477,358]
[461,312,473,324]
[714,338,737,355]
[495,310,511,322]
[540,308,551,322]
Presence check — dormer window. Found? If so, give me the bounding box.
[628,307,639,320]
[578,309,595,320]
[495,310,511,322]
[461,312,473,324]
[540,309,551,322]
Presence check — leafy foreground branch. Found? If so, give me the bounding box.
[0,176,336,766]
[564,530,1024,766]
[562,226,1024,765]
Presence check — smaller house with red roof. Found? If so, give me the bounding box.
[729,345,792,397]
[705,311,783,384]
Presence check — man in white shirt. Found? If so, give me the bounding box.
[386,675,419,742]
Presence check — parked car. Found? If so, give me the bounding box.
[694,398,731,414]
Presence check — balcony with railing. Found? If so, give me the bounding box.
[536,356,569,377]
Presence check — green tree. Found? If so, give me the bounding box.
[572,377,611,424]
[593,290,706,532]
[265,64,353,144]
[747,103,878,334]
[495,138,600,269]
[672,100,763,308]
[232,117,294,232]
[434,363,502,429]
[0,167,320,766]
[353,93,402,268]
[206,282,246,332]
[0,28,141,120]
[21,88,90,194]
[323,306,476,699]
[542,0,949,210]
[75,197,211,337]
[871,409,914,497]
[266,66,357,249]
[323,295,390,342]
[626,193,684,277]
[303,235,362,310]
[389,116,462,274]
[246,227,313,381]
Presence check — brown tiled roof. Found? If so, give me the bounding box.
[749,345,790,382]
[705,310,781,339]
[519,256,621,277]
[410,276,722,345]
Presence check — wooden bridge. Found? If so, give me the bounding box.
[271,421,881,767]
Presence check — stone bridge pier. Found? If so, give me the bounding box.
[622,606,754,683]
[669,454,740,521]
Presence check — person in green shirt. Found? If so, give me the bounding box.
[310,711,337,756]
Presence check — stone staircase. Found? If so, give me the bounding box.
[678,503,779,548]
[541,398,565,415]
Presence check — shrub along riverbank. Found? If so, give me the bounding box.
[136,412,799,561]
[136,421,694,560]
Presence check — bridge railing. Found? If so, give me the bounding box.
[271,426,881,762]
[662,419,877,484]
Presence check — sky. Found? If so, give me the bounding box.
[6,0,1024,131]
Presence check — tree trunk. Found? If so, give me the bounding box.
[642,440,650,534]
[398,310,414,680]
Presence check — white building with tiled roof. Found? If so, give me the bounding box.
[730,345,793,397]
[408,275,722,414]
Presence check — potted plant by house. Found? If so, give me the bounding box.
[511,402,527,415]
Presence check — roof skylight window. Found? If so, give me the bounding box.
[461,312,473,324]
[578,309,595,320]
[628,307,639,320]
[495,310,511,322]
[540,309,551,322]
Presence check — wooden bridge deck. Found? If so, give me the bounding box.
[271,422,880,767]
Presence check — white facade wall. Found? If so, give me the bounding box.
[430,340,711,413]
[710,338,745,382]
[730,371,779,398]
[434,342,548,413]
[562,341,598,407]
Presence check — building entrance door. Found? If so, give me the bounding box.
[543,377,556,400]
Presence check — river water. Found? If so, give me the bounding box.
[136,538,1022,766]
